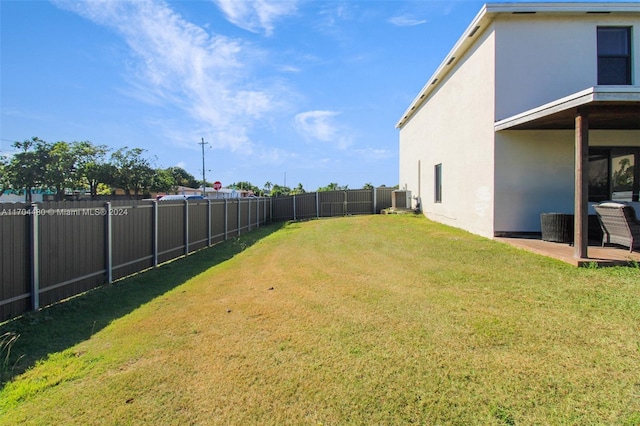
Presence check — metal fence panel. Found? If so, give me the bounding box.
[0,192,389,321]
[346,190,373,215]
[226,200,239,237]
[188,200,209,253]
[375,188,394,213]
[0,203,30,321]
[111,200,154,280]
[272,197,294,221]
[210,200,226,244]
[37,201,106,306]
[318,191,347,217]
[291,193,315,220]
[157,201,186,263]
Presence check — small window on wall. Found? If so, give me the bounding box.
[588,147,639,202]
[434,163,442,203]
[597,27,632,85]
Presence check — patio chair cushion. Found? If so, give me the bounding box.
[598,202,628,208]
[594,203,640,253]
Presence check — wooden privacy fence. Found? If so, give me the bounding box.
[0,188,395,321]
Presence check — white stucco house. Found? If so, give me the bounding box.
[397,2,640,258]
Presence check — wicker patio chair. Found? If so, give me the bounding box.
[593,203,640,253]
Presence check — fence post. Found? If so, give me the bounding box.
[207,199,212,246]
[30,203,40,310]
[316,192,319,218]
[152,200,158,267]
[248,198,251,231]
[224,198,228,240]
[184,200,189,255]
[255,198,258,228]
[344,191,348,216]
[372,188,377,214]
[105,202,113,284]
[293,195,296,221]
[237,199,241,236]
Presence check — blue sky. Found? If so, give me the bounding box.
[0,0,592,191]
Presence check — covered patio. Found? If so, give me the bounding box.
[495,86,640,264]
[496,235,640,267]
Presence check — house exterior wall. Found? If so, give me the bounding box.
[399,5,640,238]
[399,26,497,238]
[494,14,640,120]
[495,130,640,233]
[493,13,640,233]
[494,130,575,233]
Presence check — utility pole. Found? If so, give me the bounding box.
[199,138,208,196]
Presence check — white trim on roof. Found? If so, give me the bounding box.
[395,2,640,129]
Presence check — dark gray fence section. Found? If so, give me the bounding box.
[0,198,273,321]
[271,188,394,221]
[0,203,31,320]
[1,189,395,321]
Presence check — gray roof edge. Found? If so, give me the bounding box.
[395,4,492,129]
[396,2,640,129]
[484,2,640,13]
[494,86,640,131]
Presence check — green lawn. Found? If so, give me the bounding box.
[1,215,639,425]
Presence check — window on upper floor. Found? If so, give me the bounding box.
[597,27,632,85]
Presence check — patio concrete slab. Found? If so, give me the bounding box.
[495,236,640,267]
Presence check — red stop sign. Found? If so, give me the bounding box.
[213,181,222,190]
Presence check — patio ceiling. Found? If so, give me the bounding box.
[495,86,640,131]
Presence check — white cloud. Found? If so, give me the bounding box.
[388,15,427,27]
[277,65,301,73]
[294,110,352,149]
[52,0,292,151]
[350,147,394,161]
[212,0,298,36]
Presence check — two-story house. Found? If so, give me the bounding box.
[397,2,640,258]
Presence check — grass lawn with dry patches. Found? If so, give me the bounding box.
[1,215,639,425]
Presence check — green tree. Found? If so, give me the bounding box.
[72,141,110,198]
[229,181,259,194]
[269,184,290,197]
[290,183,305,195]
[0,154,8,195]
[318,182,342,192]
[363,182,374,190]
[151,168,177,193]
[6,137,49,202]
[109,147,155,195]
[46,141,79,201]
[167,167,199,189]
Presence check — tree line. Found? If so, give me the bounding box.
[0,137,200,202]
[232,181,394,197]
[0,137,397,202]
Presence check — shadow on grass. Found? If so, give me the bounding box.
[0,222,286,386]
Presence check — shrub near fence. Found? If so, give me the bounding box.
[0,188,395,321]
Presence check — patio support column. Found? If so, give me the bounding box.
[574,108,589,259]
